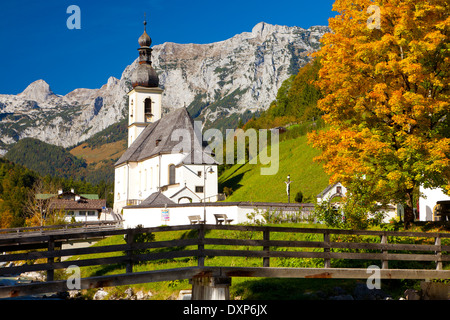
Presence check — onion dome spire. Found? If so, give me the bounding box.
[131,16,159,88]
[138,20,152,47]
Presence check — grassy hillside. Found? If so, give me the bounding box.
[70,140,126,165]
[68,118,127,183]
[217,58,330,203]
[219,133,330,203]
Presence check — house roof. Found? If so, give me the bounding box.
[139,191,175,206]
[317,182,342,198]
[49,198,106,211]
[169,186,202,201]
[36,192,100,200]
[115,107,215,166]
[126,200,314,210]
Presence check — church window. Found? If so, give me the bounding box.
[144,169,147,191]
[130,99,134,117]
[150,167,153,189]
[144,98,152,122]
[169,164,176,185]
[195,186,204,193]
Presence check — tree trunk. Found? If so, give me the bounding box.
[404,190,415,229]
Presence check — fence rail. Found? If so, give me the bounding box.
[0,220,121,239]
[0,224,449,298]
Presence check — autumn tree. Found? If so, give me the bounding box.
[308,0,449,228]
[25,179,67,227]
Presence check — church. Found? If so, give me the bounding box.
[113,21,218,215]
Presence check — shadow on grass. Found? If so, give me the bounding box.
[219,169,250,195]
[90,263,126,277]
[231,278,410,300]
[231,278,358,300]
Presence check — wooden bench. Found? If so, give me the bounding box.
[214,214,233,225]
[188,215,204,225]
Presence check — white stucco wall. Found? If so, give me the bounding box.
[114,164,128,213]
[65,210,99,223]
[176,164,218,202]
[128,87,163,146]
[123,205,245,228]
[114,155,218,214]
[419,186,450,221]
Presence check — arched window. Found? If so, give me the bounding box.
[144,98,152,122]
[169,164,176,185]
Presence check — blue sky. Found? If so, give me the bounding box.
[0,0,336,95]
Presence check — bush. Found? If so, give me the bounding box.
[294,191,303,203]
[314,197,385,230]
[313,200,344,228]
[124,224,155,256]
[223,186,233,197]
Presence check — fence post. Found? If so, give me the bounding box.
[323,231,331,268]
[381,233,388,269]
[263,228,270,267]
[47,236,55,281]
[191,276,231,300]
[125,229,134,274]
[435,235,442,271]
[198,224,205,267]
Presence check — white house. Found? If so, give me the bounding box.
[113,22,218,215]
[45,190,106,223]
[419,186,450,221]
[316,182,347,203]
[316,182,398,222]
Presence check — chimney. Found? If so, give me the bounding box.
[75,195,80,201]
[71,188,75,193]
[58,189,63,195]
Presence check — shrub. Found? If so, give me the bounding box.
[294,191,303,203]
[313,200,344,228]
[124,224,155,256]
[314,196,386,230]
[223,186,233,197]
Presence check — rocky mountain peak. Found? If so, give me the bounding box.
[105,76,119,90]
[18,79,55,103]
[0,22,329,154]
[251,21,274,39]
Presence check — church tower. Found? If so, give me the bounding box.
[128,20,163,147]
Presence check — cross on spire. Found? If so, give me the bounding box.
[144,12,147,31]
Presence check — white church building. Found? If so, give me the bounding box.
[113,22,218,215]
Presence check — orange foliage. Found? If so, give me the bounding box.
[308,0,449,222]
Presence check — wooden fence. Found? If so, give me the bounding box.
[0,224,449,298]
[0,220,121,238]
